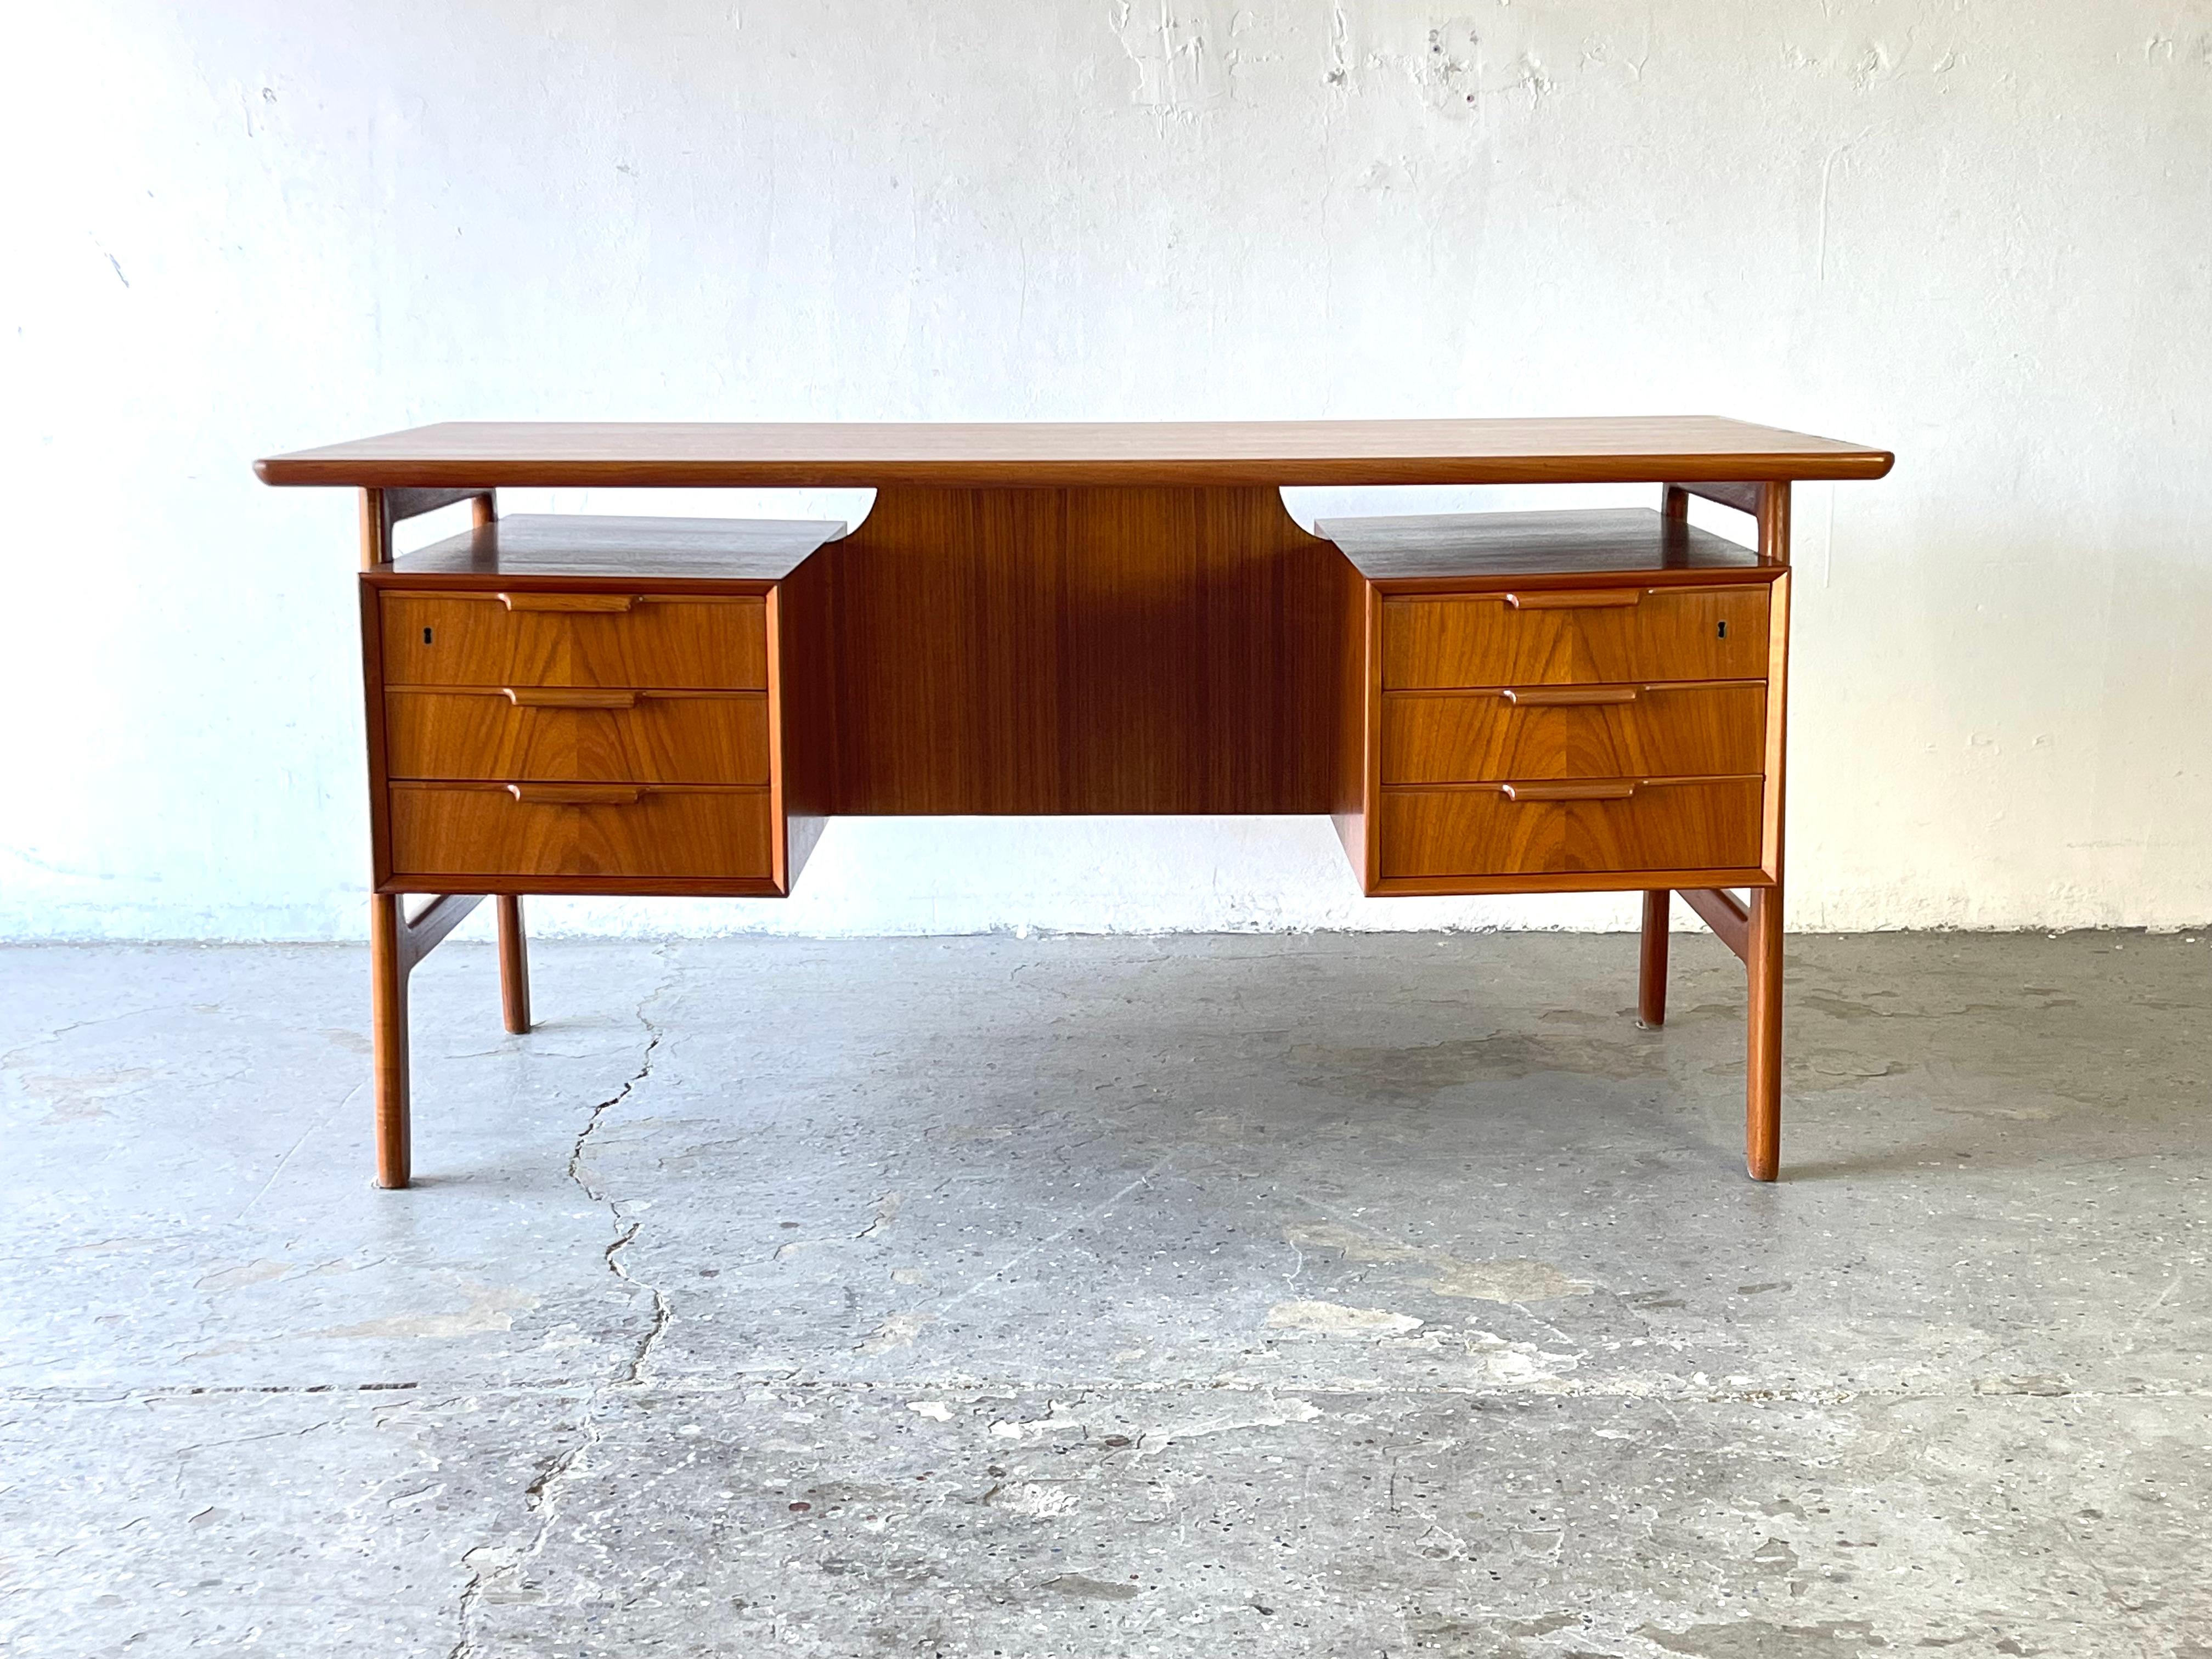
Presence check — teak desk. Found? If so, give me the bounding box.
[256,418,1892,1188]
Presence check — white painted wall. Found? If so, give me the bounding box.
[4,1,2209,940]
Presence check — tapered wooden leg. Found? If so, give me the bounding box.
[369,893,411,1190]
[1638,890,1671,1028]
[1746,884,1784,1181]
[497,895,532,1034]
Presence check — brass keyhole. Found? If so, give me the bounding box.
[1717,620,1728,639]
[422,627,434,645]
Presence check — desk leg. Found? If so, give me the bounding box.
[497,895,532,1034]
[1746,884,1784,1182]
[369,893,411,1190]
[1638,890,1670,1028]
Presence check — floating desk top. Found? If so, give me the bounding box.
[256,416,1892,489]
[263,415,1891,1190]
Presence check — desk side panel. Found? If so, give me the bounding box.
[773,544,839,887]
[1332,569,1379,887]
[360,578,396,890]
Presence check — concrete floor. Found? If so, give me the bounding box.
[1,930,2207,1657]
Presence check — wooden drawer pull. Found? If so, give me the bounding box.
[1504,590,1642,611]
[1501,780,1638,802]
[501,687,640,709]
[506,783,643,806]
[1502,686,1639,707]
[496,591,639,613]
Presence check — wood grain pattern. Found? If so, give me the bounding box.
[379,593,767,689]
[1681,886,1751,961]
[820,486,1347,814]
[1379,780,1763,879]
[396,892,484,970]
[389,782,774,881]
[256,417,1895,489]
[385,689,770,785]
[1675,481,1764,516]
[1382,587,1770,689]
[378,487,494,549]
[1381,683,1765,783]
[1321,509,1759,583]
[391,514,845,580]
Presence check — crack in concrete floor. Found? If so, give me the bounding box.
[451,948,682,1659]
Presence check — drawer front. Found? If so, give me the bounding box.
[390,784,774,879]
[1382,587,1768,689]
[1380,780,1763,878]
[1381,683,1765,785]
[386,690,770,785]
[381,594,767,689]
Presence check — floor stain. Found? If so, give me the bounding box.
[1640,1619,1886,1657]
[1041,1573,1139,1600]
[1264,1299,1423,1336]
[1286,1218,1594,1303]
[1286,1032,1650,1101]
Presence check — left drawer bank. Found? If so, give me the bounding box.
[359,513,842,898]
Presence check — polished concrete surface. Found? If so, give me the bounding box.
[1,930,2207,1657]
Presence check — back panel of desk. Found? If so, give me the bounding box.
[802,485,1346,816]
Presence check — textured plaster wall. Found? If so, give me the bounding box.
[3,1,2209,940]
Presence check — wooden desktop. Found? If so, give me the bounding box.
[255,418,1893,1188]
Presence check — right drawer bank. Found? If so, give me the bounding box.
[1364,578,1779,891]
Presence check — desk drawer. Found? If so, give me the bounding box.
[1382,586,1768,689]
[1380,778,1762,878]
[1382,683,1765,785]
[381,592,766,689]
[385,689,770,785]
[390,783,774,880]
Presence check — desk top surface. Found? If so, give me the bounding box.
[257,416,1891,489]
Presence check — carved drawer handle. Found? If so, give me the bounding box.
[1502,686,1639,707]
[501,687,639,709]
[1502,780,1638,803]
[506,783,644,806]
[496,592,639,613]
[1504,590,1642,610]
